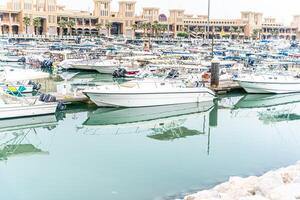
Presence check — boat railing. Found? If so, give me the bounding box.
[114,79,185,90]
[246,72,298,81]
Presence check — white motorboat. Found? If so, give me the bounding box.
[235,73,300,94]
[0,55,23,62]
[93,60,140,74]
[0,67,49,82]
[83,78,215,107]
[58,58,85,70]
[92,59,122,74]
[0,92,58,119]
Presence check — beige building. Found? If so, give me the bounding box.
[0,0,299,39]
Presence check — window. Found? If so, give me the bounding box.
[126,4,132,10]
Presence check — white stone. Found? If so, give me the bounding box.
[184,162,300,200]
[254,172,284,196]
[239,195,269,200]
[268,183,300,200]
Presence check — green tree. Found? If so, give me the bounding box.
[23,16,30,34]
[67,20,75,36]
[105,22,112,36]
[58,19,67,36]
[141,23,148,38]
[229,27,235,39]
[252,28,262,40]
[131,23,138,38]
[95,23,103,36]
[177,32,189,38]
[271,29,279,39]
[160,24,168,37]
[236,27,242,40]
[33,17,42,35]
[151,21,159,37]
[145,22,152,37]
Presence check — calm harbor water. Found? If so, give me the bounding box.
[1,92,300,200]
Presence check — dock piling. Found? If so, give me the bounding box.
[210,58,220,88]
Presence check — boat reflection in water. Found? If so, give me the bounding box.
[83,101,216,140]
[0,115,58,161]
[233,93,300,124]
[0,114,58,132]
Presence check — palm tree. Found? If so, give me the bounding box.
[145,22,152,37]
[67,20,75,36]
[200,27,205,40]
[271,29,279,39]
[58,19,67,36]
[151,21,159,37]
[33,17,42,35]
[131,23,138,38]
[235,27,242,40]
[141,23,148,38]
[95,23,103,36]
[105,22,112,36]
[229,27,235,40]
[156,24,165,37]
[23,16,31,34]
[182,26,190,38]
[252,28,262,40]
[160,24,168,38]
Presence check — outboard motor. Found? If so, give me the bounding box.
[41,59,53,69]
[44,94,56,103]
[166,69,179,79]
[29,80,42,91]
[39,93,47,102]
[112,68,127,78]
[18,57,26,63]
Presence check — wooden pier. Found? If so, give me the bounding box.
[49,92,91,104]
[207,80,242,94]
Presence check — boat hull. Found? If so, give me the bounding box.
[238,81,300,94]
[0,103,58,119]
[94,66,118,74]
[84,89,215,107]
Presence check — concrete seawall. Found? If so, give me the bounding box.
[184,162,300,200]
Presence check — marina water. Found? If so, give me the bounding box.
[1,88,300,200]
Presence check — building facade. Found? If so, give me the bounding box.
[0,0,299,39]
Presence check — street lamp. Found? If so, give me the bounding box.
[207,0,210,40]
[207,0,214,58]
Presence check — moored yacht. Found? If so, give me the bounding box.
[0,91,58,119]
[235,73,300,94]
[83,78,215,107]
